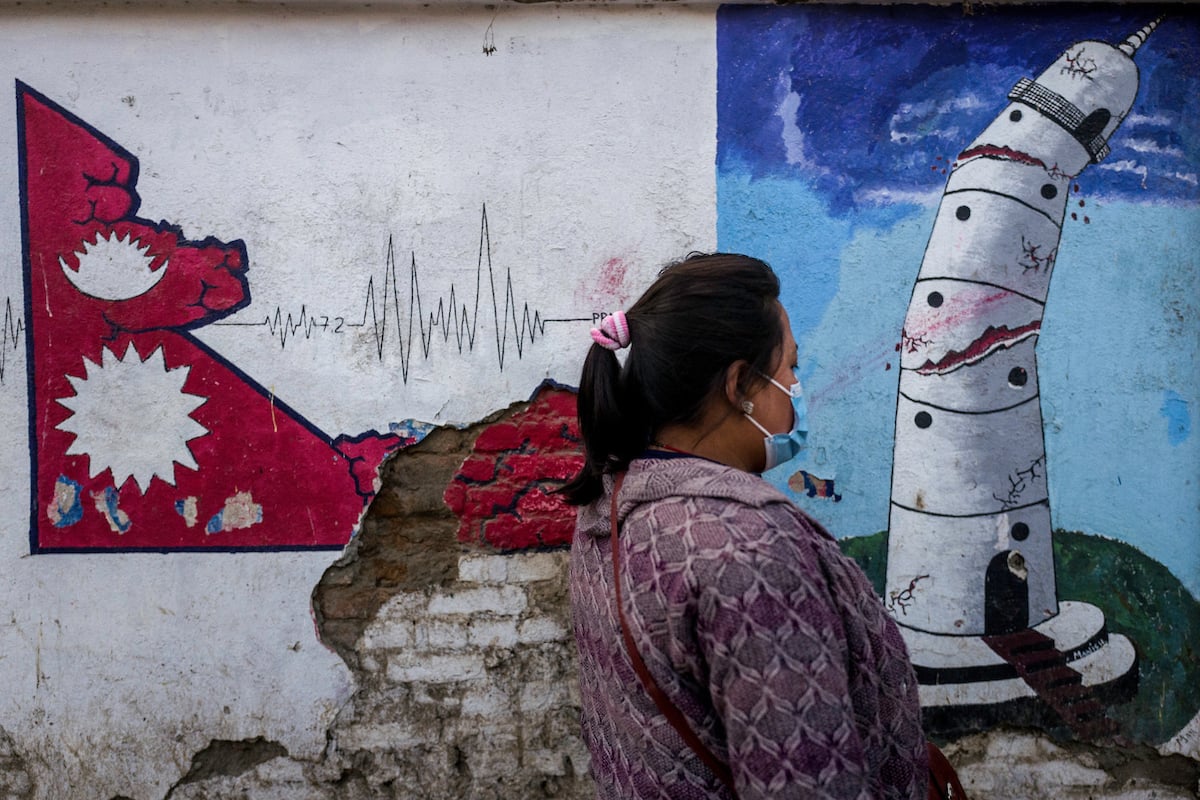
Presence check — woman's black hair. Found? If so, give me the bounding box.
[560,252,783,505]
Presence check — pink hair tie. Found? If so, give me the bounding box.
[590,311,631,351]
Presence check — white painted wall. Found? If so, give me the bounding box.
[0,5,716,797]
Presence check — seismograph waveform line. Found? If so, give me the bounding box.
[0,297,26,385]
[357,204,548,380]
[217,205,555,383]
[251,305,340,350]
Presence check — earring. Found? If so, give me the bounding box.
[740,400,754,415]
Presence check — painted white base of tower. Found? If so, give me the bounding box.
[900,600,1136,708]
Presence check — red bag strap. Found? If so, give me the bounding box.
[926,741,968,800]
[609,472,739,796]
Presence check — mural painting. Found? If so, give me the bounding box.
[18,83,406,551]
[885,21,1155,738]
[717,6,1199,747]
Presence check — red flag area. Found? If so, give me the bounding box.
[19,83,404,551]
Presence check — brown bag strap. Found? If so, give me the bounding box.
[609,472,739,796]
[926,741,968,800]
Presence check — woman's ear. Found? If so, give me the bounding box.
[723,360,751,409]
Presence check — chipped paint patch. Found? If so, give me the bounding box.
[206,491,263,534]
[788,469,841,501]
[92,487,131,534]
[1160,390,1191,447]
[47,475,84,527]
[388,419,435,443]
[175,496,199,527]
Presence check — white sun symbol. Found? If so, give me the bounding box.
[56,343,209,494]
[59,230,167,301]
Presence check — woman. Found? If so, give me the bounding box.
[563,253,929,799]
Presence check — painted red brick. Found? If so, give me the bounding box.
[473,423,525,453]
[482,517,540,551]
[442,481,466,514]
[444,383,583,550]
[456,458,499,483]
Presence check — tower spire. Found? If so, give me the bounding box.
[1118,16,1163,57]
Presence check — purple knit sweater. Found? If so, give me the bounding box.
[570,455,928,799]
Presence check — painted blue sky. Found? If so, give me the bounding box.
[719,5,1199,214]
[716,6,1199,596]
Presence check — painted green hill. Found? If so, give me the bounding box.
[839,529,1200,745]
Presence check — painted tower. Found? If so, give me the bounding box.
[885,23,1154,728]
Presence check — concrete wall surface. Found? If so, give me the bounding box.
[0,3,1196,799]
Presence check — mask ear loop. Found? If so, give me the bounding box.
[742,411,772,438]
[762,372,802,399]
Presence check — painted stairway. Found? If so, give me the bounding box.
[983,628,1119,740]
[905,600,1137,736]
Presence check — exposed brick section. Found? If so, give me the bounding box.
[313,404,515,669]
[443,384,583,551]
[325,550,592,799]
[302,389,591,799]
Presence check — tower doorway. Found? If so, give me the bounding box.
[985,550,1029,634]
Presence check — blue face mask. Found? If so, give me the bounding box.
[743,370,809,471]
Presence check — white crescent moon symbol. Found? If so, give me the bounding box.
[59,231,167,301]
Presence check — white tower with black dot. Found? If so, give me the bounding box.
[885,22,1152,712]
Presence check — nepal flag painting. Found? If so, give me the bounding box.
[18,82,404,552]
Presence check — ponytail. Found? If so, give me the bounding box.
[561,336,653,505]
